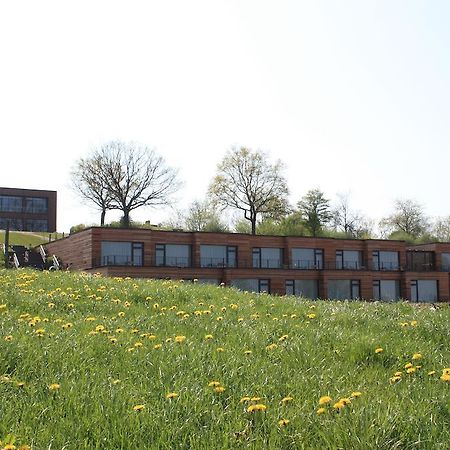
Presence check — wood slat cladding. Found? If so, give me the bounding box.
[43,227,450,302]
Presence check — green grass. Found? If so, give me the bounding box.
[0,269,449,450]
[0,231,63,248]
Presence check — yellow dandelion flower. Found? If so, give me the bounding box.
[266,343,278,350]
[216,316,223,321]
[394,371,402,377]
[405,362,413,369]
[118,312,125,318]
[427,371,436,376]
[319,395,332,405]
[307,313,316,319]
[339,397,351,405]
[244,350,252,355]
[317,407,327,415]
[214,386,225,393]
[175,335,186,343]
[390,376,401,383]
[240,396,251,403]
[166,392,178,399]
[333,401,345,410]
[154,344,162,349]
[375,347,383,354]
[278,335,289,342]
[204,334,213,340]
[16,381,25,388]
[410,320,418,326]
[281,396,293,403]
[441,369,450,382]
[134,342,143,348]
[49,383,60,391]
[3,444,16,450]
[112,379,121,385]
[250,396,261,401]
[133,404,145,411]
[278,419,290,426]
[216,347,224,352]
[247,404,267,413]
[351,391,362,398]
[208,381,221,387]
[412,353,422,360]
[4,335,13,341]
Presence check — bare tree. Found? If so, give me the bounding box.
[208,147,289,235]
[432,216,450,242]
[71,155,116,226]
[332,193,372,238]
[74,141,180,228]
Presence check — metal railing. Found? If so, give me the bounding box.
[98,255,143,267]
[290,260,323,270]
[372,262,400,271]
[200,257,236,268]
[253,258,283,269]
[155,256,190,268]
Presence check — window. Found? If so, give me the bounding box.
[328,280,360,300]
[407,251,435,271]
[285,280,318,299]
[231,279,270,293]
[200,245,237,268]
[155,244,191,267]
[25,219,48,232]
[373,280,400,301]
[411,280,438,303]
[101,241,143,266]
[253,247,283,268]
[0,218,23,230]
[336,250,362,270]
[0,196,23,212]
[372,251,399,271]
[441,253,450,272]
[291,248,323,269]
[25,197,48,213]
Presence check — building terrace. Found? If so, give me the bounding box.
[44,227,450,302]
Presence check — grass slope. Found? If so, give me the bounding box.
[0,269,449,450]
[0,231,62,248]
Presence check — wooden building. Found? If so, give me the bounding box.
[44,227,450,302]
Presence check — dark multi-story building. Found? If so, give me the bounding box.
[44,227,450,302]
[0,187,57,232]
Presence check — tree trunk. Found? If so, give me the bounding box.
[100,209,106,226]
[122,209,131,228]
[251,214,257,235]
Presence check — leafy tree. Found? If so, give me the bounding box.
[379,199,429,239]
[184,200,229,232]
[74,141,180,228]
[431,216,450,242]
[208,147,289,235]
[297,189,332,237]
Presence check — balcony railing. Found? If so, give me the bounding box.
[156,256,191,268]
[200,257,236,268]
[290,260,323,270]
[98,255,143,266]
[329,261,365,270]
[253,258,283,269]
[441,264,450,272]
[372,262,400,271]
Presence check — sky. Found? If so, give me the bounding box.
[1,0,450,233]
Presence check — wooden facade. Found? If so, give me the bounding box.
[44,227,450,302]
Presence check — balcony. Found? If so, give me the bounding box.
[155,256,191,268]
[371,262,400,271]
[200,257,236,268]
[97,255,143,267]
[290,260,322,270]
[328,261,365,270]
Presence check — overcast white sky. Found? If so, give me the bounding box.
[1,1,450,232]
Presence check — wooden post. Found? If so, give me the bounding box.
[4,221,9,268]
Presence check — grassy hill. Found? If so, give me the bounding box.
[0,231,63,248]
[0,269,449,449]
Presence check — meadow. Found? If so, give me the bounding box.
[0,269,448,450]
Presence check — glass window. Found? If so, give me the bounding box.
[411,280,438,303]
[0,196,23,212]
[285,280,318,299]
[253,247,283,268]
[231,279,270,293]
[25,197,48,213]
[25,219,48,232]
[336,250,362,270]
[441,253,450,272]
[291,248,323,269]
[373,280,400,301]
[200,245,237,268]
[155,244,191,267]
[0,218,23,230]
[101,241,143,266]
[373,251,399,270]
[328,279,360,300]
